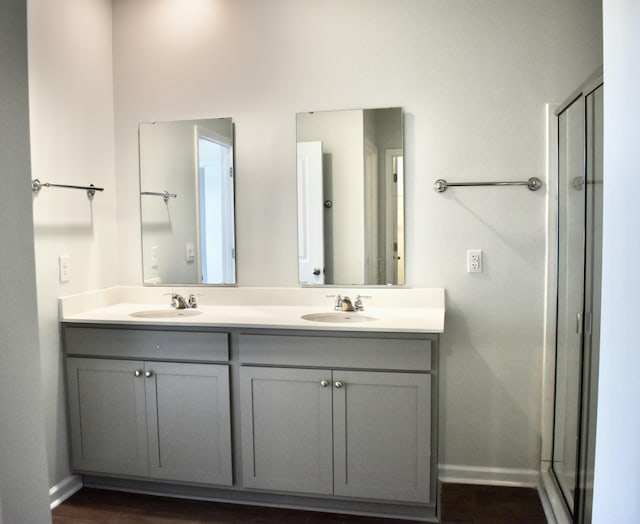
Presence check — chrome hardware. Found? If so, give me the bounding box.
[187,294,198,308]
[32,178,104,200]
[433,176,542,193]
[327,294,343,311]
[334,381,343,389]
[167,293,189,309]
[324,200,333,208]
[585,311,593,336]
[320,380,329,388]
[340,297,355,312]
[312,267,322,276]
[577,313,583,335]
[140,191,177,204]
[134,370,143,377]
[328,294,359,311]
[165,292,199,309]
[145,370,153,378]
[577,312,593,335]
[354,294,372,312]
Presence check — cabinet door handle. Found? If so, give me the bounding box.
[320,379,329,388]
[134,370,143,377]
[145,370,153,378]
[334,381,343,389]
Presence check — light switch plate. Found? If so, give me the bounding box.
[186,243,195,263]
[59,255,70,283]
[151,246,159,269]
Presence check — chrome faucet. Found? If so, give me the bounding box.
[328,294,367,312]
[170,293,189,309]
[340,296,355,312]
[330,294,354,311]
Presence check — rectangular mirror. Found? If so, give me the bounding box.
[139,118,236,285]
[296,107,404,286]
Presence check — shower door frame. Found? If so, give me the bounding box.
[544,69,603,524]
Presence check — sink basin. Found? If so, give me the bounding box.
[129,309,203,319]
[301,312,378,323]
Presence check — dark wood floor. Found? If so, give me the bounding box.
[52,483,548,524]
[439,484,547,524]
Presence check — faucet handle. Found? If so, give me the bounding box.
[187,294,198,308]
[164,292,178,308]
[354,294,371,311]
[326,294,342,310]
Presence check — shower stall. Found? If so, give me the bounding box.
[547,70,603,524]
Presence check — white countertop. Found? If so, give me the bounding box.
[60,287,445,334]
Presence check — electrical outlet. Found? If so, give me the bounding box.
[467,249,482,273]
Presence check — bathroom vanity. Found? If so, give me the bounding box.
[60,287,444,521]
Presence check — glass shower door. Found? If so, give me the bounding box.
[554,96,586,510]
[552,80,603,523]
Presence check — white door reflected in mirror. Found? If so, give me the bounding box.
[297,141,325,285]
[196,127,235,284]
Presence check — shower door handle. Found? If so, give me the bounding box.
[577,313,582,335]
[584,311,592,336]
[576,312,592,335]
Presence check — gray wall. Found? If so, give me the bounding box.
[112,0,602,476]
[26,0,604,494]
[0,0,52,522]
[28,0,116,488]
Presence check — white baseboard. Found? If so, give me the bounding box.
[439,464,573,524]
[49,475,83,509]
[438,464,539,487]
[51,468,563,520]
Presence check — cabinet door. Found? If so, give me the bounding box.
[332,371,431,503]
[145,362,232,485]
[66,357,149,477]
[240,367,333,494]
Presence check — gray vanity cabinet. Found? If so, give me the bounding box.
[145,361,232,485]
[241,367,430,503]
[240,367,334,494]
[64,327,233,486]
[66,357,149,477]
[63,325,437,517]
[239,333,432,504]
[332,370,431,502]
